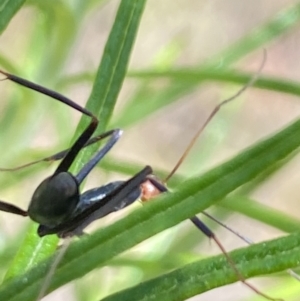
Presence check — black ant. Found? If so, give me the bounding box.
[0,55,283,301]
[0,69,151,238]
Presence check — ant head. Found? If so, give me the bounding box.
[28,172,80,227]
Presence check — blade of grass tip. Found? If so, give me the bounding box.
[0,0,26,33]
[117,2,300,128]
[1,114,300,301]
[100,232,300,301]
[71,0,147,174]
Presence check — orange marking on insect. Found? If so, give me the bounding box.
[140,177,162,202]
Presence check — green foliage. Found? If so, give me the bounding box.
[0,1,300,301]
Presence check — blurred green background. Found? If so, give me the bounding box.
[1,1,300,301]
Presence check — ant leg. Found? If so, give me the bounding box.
[0,130,118,172]
[146,177,283,301]
[202,211,254,244]
[0,69,99,173]
[75,129,122,184]
[0,70,94,117]
[0,201,27,216]
[54,116,98,173]
[189,217,283,301]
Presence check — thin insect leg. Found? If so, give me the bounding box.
[203,210,300,283]
[76,129,123,184]
[190,217,283,301]
[203,212,300,284]
[164,50,266,182]
[147,177,282,301]
[42,100,94,172]
[202,211,254,244]
[0,69,99,174]
[0,70,94,117]
[54,116,98,173]
[0,158,53,172]
[0,201,27,216]
[0,130,117,172]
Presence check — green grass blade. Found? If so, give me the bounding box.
[59,69,300,129]
[114,69,300,128]
[129,69,300,97]
[0,113,300,300]
[100,155,300,234]
[220,196,300,233]
[204,2,300,67]
[2,0,147,281]
[113,2,300,128]
[71,0,147,174]
[3,225,58,281]
[0,0,26,33]
[60,68,269,90]
[100,232,300,301]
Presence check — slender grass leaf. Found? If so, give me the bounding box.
[0,113,300,300]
